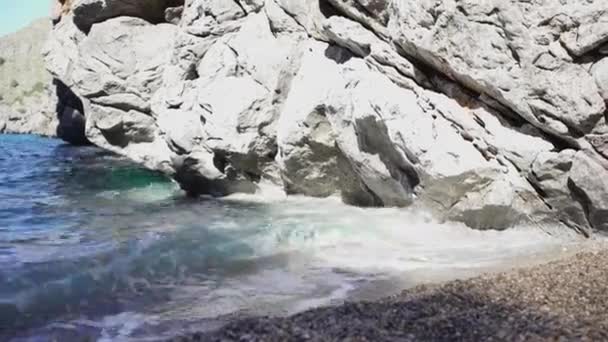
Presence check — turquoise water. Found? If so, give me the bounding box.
[0,135,579,341]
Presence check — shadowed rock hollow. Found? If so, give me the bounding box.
[43,0,608,232]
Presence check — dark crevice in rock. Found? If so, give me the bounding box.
[525,173,552,210]
[211,149,269,185]
[168,139,188,155]
[355,116,420,193]
[174,157,219,197]
[427,75,567,156]
[245,171,261,183]
[415,47,581,151]
[98,124,130,148]
[573,49,604,65]
[335,147,385,207]
[204,9,219,23]
[530,96,589,139]
[392,44,445,90]
[54,79,90,145]
[321,7,585,153]
[324,45,354,64]
[174,154,258,197]
[455,5,468,17]
[232,0,248,16]
[479,96,530,128]
[561,219,591,238]
[507,44,522,67]
[319,0,341,18]
[266,148,278,161]
[213,152,228,173]
[184,63,200,81]
[343,181,384,207]
[73,0,185,33]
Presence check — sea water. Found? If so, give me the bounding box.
[0,135,583,341]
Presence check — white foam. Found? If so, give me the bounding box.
[222,180,289,203]
[97,182,181,203]
[9,187,589,341]
[214,195,578,274]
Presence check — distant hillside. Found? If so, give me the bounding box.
[0,18,52,105]
[0,18,57,136]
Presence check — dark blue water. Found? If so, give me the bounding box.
[0,135,368,341]
[0,135,576,341]
[0,135,180,338]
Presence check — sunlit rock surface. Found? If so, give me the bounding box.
[44,0,608,232]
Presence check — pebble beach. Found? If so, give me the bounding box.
[181,244,608,341]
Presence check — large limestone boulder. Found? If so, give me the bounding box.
[277,42,381,206]
[45,13,177,168]
[529,150,589,233]
[43,0,608,233]
[569,152,608,231]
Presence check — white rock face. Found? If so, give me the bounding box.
[569,152,608,231]
[529,150,589,233]
[592,58,608,102]
[385,0,606,138]
[44,0,608,232]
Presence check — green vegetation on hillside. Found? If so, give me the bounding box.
[10,82,47,106]
[0,18,51,107]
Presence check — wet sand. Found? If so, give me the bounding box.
[177,242,608,341]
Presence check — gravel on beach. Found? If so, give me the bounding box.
[176,248,608,341]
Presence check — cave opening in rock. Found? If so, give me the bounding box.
[66,0,186,33]
[54,79,89,145]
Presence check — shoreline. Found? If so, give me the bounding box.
[180,240,608,341]
[1,134,600,342]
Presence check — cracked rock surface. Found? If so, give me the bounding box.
[45,0,608,232]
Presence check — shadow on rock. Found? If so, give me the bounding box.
[54,79,89,146]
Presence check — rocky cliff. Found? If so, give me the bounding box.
[44,0,608,232]
[0,19,57,136]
